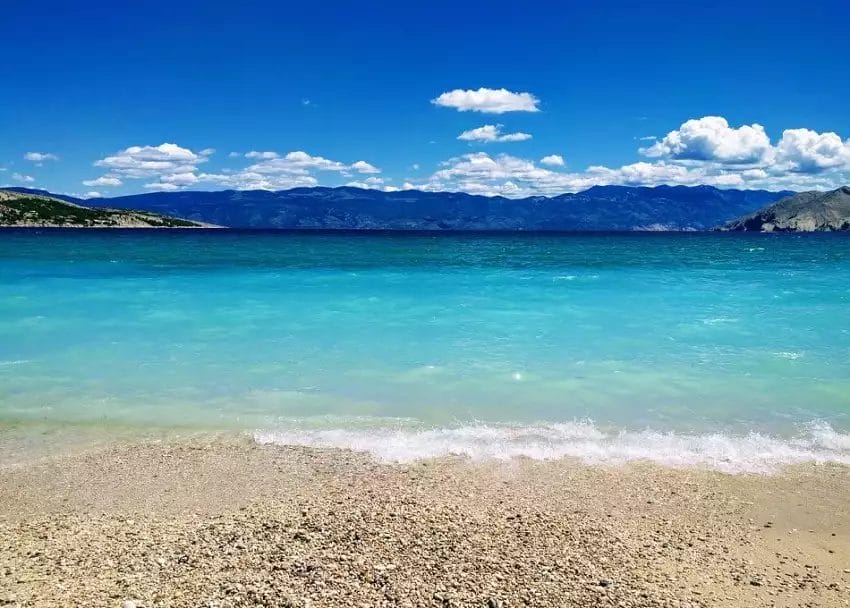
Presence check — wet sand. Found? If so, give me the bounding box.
[1,436,848,607]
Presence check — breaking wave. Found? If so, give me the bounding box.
[253,420,850,474]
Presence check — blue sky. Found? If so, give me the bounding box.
[2,0,849,198]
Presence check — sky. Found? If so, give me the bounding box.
[2,0,849,199]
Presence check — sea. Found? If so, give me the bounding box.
[1,229,849,473]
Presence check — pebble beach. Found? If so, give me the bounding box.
[1,436,848,608]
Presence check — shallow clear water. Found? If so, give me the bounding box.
[2,229,849,472]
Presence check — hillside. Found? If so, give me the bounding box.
[722,186,850,232]
[0,190,207,228]
[64,184,793,231]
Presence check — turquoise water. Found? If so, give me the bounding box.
[2,229,849,472]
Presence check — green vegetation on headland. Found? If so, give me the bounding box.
[720,186,850,232]
[0,190,206,228]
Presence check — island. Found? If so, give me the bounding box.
[0,190,209,228]
[721,186,850,232]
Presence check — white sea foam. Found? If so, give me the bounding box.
[253,420,850,474]
[0,359,31,367]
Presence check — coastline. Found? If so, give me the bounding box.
[2,436,848,607]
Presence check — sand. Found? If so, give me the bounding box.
[1,435,848,607]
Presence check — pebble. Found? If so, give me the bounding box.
[1,443,847,608]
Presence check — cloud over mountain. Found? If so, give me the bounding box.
[641,116,772,164]
[60,116,850,199]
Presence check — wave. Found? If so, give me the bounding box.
[0,359,31,367]
[253,420,850,474]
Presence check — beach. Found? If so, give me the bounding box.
[2,232,849,606]
[2,435,848,608]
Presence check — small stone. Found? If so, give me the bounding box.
[487,599,504,608]
[122,601,139,608]
[598,579,612,588]
[750,579,762,587]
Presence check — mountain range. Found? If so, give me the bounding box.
[4,184,796,231]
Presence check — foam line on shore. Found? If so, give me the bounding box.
[253,420,850,474]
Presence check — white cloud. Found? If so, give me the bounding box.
[242,152,343,178]
[351,160,381,174]
[775,128,850,173]
[432,87,540,114]
[144,182,181,192]
[228,152,241,158]
[407,150,820,198]
[95,143,206,178]
[82,176,123,187]
[64,118,850,198]
[12,173,35,183]
[198,171,319,191]
[457,124,532,143]
[637,136,657,141]
[345,176,386,189]
[24,152,58,162]
[84,191,102,198]
[279,151,347,171]
[90,142,214,191]
[245,151,279,159]
[421,152,576,196]
[641,116,772,164]
[160,172,200,186]
[194,150,381,191]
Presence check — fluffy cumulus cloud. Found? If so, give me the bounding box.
[82,175,122,187]
[603,116,850,194]
[245,151,279,159]
[457,124,532,143]
[775,128,850,173]
[93,143,208,191]
[351,160,381,174]
[239,151,374,176]
[86,143,382,192]
[12,173,35,183]
[200,150,382,191]
[432,87,540,114]
[403,125,850,197]
[345,176,386,189]
[641,116,772,164]
[73,115,850,197]
[412,152,583,196]
[24,152,58,162]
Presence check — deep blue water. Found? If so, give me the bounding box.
[2,229,849,472]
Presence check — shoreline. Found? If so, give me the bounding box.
[2,437,848,607]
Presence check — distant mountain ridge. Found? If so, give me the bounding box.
[721,186,850,232]
[3,184,794,231]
